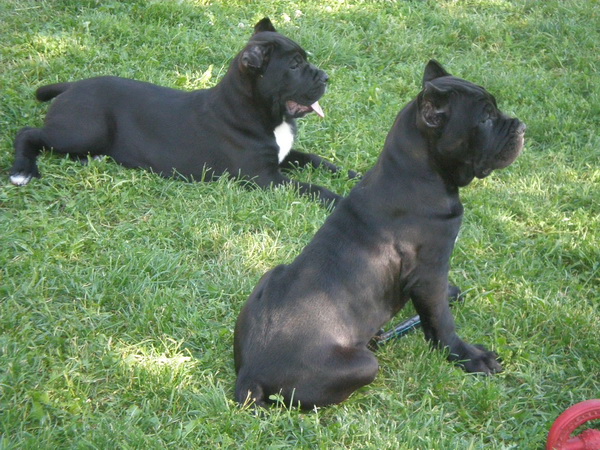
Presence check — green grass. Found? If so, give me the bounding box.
[1,0,599,448]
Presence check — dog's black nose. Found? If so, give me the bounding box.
[321,72,329,84]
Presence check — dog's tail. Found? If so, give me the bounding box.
[35,82,72,102]
[235,375,268,409]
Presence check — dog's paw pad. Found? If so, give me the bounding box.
[9,173,33,186]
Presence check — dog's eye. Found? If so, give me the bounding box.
[481,105,496,123]
[290,56,303,70]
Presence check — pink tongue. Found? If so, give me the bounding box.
[311,101,324,118]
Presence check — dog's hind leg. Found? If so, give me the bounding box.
[296,346,379,408]
[10,117,111,186]
[9,127,47,186]
[234,376,268,409]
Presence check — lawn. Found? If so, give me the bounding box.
[1,0,598,448]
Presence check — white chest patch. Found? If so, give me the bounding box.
[274,121,294,163]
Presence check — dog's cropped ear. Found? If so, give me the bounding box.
[254,17,277,34]
[240,42,273,73]
[423,60,451,85]
[419,82,450,128]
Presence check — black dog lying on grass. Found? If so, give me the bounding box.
[9,18,352,206]
[234,60,525,409]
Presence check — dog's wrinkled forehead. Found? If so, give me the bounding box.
[433,76,497,105]
[251,31,307,57]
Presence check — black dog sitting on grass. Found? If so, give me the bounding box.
[234,60,526,409]
[9,18,352,206]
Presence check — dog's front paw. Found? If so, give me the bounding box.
[348,169,362,179]
[456,344,503,374]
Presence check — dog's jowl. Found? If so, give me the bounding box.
[234,60,526,409]
[9,18,348,205]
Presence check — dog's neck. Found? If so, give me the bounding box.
[357,101,462,217]
[215,56,287,130]
[380,103,455,185]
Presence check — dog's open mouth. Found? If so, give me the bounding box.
[286,100,324,118]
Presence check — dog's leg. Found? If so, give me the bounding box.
[371,284,464,347]
[234,376,268,409]
[411,281,502,374]
[10,113,112,186]
[236,345,378,409]
[254,172,341,208]
[280,150,360,179]
[292,179,341,208]
[9,127,46,185]
[299,346,379,408]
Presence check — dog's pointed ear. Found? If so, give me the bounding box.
[254,17,277,34]
[240,42,273,73]
[423,60,451,86]
[419,82,451,128]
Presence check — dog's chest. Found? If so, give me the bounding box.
[274,121,295,163]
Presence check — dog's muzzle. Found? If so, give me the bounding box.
[476,119,526,178]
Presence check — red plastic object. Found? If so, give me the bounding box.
[547,399,600,450]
